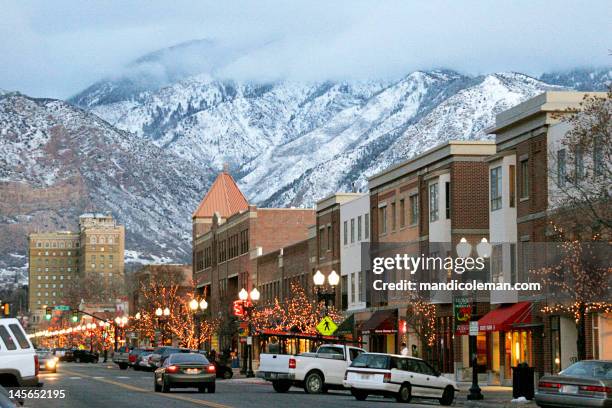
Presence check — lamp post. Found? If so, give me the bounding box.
[457,237,490,401]
[189,298,208,350]
[312,270,340,311]
[238,287,260,378]
[155,307,170,346]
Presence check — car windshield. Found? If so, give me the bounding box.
[561,361,612,380]
[169,353,208,364]
[350,354,389,369]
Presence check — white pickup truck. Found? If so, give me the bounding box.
[257,344,364,394]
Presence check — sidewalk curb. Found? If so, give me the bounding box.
[464,401,536,408]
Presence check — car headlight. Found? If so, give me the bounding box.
[46,359,57,368]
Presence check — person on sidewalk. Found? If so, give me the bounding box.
[400,342,409,356]
[412,344,419,358]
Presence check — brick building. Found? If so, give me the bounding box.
[315,193,363,310]
[192,171,315,350]
[367,140,496,374]
[485,91,611,384]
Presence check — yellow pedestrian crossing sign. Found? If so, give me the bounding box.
[316,316,337,336]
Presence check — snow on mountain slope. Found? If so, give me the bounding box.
[0,92,214,278]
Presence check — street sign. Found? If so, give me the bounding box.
[246,336,252,345]
[55,305,70,311]
[469,321,479,336]
[316,316,337,336]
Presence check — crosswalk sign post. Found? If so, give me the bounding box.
[316,316,337,336]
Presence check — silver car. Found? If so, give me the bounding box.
[536,360,612,408]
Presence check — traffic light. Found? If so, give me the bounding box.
[45,307,52,320]
[71,309,79,322]
[1,303,9,317]
[232,300,244,317]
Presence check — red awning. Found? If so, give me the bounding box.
[478,302,532,332]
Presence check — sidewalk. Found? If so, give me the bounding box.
[457,384,536,407]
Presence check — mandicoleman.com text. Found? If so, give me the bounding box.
[372,279,542,292]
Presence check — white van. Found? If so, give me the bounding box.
[0,318,39,387]
[343,352,458,405]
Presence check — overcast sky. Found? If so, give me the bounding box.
[1,0,610,99]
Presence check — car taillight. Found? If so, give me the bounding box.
[288,358,296,369]
[538,381,560,389]
[129,355,136,362]
[580,385,612,393]
[207,364,216,373]
[383,372,391,383]
[166,365,179,373]
[34,355,39,376]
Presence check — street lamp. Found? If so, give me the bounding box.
[155,307,170,346]
[456,236,490,401]
[237,287,259,378]
[188,297,209,350]
[313,270,339,308]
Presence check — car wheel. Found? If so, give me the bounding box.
[119,363,128,370]
[207,383,216,393]
[223,369,233,379]
[304,371,324,394]
[198,385,206,393]
[439,385,454,406]
[351,389,368,401]
[272,381,291,393]
[396,383,412,403]
[75,357,81,363]
[154,378,161,392]
[161,377,171,393]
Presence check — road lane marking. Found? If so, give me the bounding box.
[93,376,104,379]
[69,377,81,379]
[61,368,233,408]
[116,376,129,379]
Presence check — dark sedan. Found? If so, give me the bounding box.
[536,360,612,408]
[72,349,99,363]
[154,353,216,393]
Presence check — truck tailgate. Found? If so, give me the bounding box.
[258,354,292,373]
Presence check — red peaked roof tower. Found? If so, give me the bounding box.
[192,170,249,238]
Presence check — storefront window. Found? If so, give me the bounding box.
[550,316,561,373]
[505,330,533,378]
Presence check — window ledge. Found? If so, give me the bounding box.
[519,197,529,202]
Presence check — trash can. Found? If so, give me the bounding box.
[512,363,535,400]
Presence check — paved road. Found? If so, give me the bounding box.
[24,362,476,407]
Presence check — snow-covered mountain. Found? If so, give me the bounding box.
[2,39,609,283]
[0,92,214,283]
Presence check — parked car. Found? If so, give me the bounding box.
[128,348,153,369]
[112,346,132,370]
[258,344,365,393]
[343,352,458,405]
[137,352,157,371]
[36,349,58,373]
[149,347,191,369]
[535,360,612,408]
[0,318,39,388]
[72,349,99,363]
[130,348,153,371]
[154,353,216,393]
[211,361,233,379]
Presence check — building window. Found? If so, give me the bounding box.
[391,202,397,230]
[90,236,96,244]
[520,160,529,198]
[350,219,355,243]
[445,182,451,219]
[490,166,502,211]
[364,213,370,239]
[343,221,348,245]
[36,242,42,248]
[399,199,405,227]
[341,275,348,310]
[557,149,566,186]
[429,183,439,222]
[410,194,419,225]
[575,146,584,182]
[350,272,356,303]
[327,225,332,251]
[509,165,516,207]
[379,206,387,234]
[357,215,362,241]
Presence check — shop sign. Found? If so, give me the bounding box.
[454,295,471,334]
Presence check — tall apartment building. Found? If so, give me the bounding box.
[28,213,125,325]
[367,140,496,373]
[192,171,315,350]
